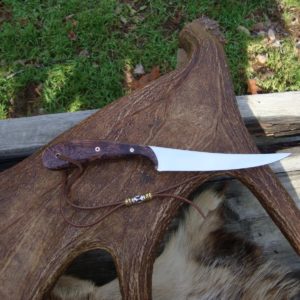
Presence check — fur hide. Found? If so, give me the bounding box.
[49,186,300,300]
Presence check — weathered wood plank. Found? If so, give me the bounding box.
[237,91,300,137]
[0,110,96,159]
[256,135,300,153]
[237,92,300,121]
[0,92,299,159]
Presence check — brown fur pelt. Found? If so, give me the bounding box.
[49,186,300,300]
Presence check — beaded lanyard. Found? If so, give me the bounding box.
[58,153,205,228]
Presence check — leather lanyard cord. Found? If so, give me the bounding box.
[152,193,205,219]
[58,154,205,228]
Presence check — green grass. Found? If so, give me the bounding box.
[0,0,299,119]
[281,0,300,6]
[247,38,300,91]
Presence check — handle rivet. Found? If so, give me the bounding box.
[95,146,101,152]
[129,147,135,153]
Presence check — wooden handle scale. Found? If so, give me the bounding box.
[42,140,158,170]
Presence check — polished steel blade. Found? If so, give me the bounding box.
[149,146,290,172]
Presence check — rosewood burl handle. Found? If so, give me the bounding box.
[42,140,158,170]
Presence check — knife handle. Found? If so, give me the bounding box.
[42,140,158,170]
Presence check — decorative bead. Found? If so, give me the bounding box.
[124,193,152,206]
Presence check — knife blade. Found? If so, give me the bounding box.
[150,146,289,171]
[42,140,290,171]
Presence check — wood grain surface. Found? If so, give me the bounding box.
[42,140,158,170]
[1,18,300,299]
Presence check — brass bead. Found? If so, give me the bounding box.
[125,198,132,206]
[145,193,152,200]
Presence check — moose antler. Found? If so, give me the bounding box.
[1,18,299,300]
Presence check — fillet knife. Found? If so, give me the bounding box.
[42,140,290,171]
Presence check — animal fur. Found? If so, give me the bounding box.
[50,187,300,300]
